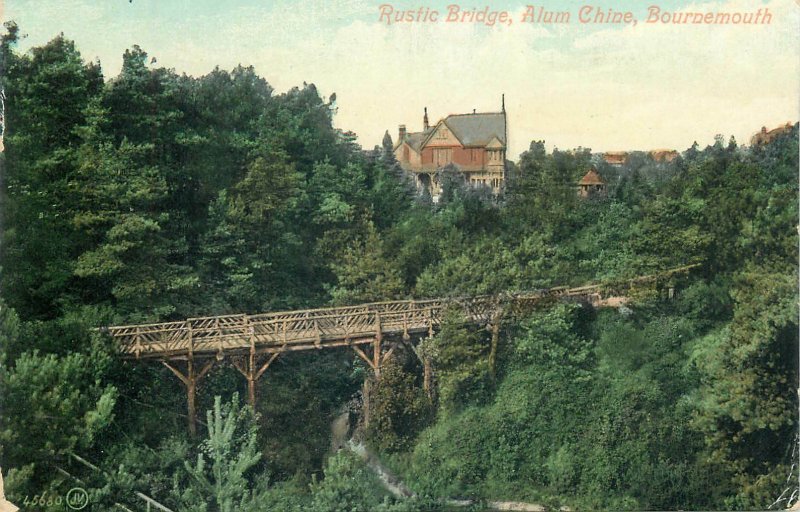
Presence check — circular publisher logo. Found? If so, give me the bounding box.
[66,487,89,510]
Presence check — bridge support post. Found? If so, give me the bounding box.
[426,313,436,401]
[488,311,502,382]
[407,336,435,402]
[488,322,500,381]
[247,371,256,409]
[162,358,215,437]
[362,378,372,429]
[351,313,400,429]
[373,317,383,380]
[423,356,433,400]
[233,351,280,410]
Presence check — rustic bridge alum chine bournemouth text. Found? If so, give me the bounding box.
[103,265,699,435]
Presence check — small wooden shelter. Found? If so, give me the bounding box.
[577,167,607,199]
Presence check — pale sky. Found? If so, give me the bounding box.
[4,0,799,158]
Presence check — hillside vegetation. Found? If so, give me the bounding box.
[0,27,797,511]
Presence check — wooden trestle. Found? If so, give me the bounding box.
[103,265,698,434]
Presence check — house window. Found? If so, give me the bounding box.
[434,148,452,166]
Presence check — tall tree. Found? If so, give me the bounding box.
[1,34,102,318]
[690,268,798,508]
[328,222,404,305]
[197,147,304,313]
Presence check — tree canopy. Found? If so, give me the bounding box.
[0,29,797,511]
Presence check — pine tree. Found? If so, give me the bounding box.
[178,394,266,512]
[328,222,405,305]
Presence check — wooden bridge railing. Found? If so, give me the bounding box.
[111,298,456,360]
[107,264,699,361]
[103,264,699,435]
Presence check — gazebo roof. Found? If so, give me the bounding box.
[578,168,605,186]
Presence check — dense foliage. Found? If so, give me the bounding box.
[0,26,797,511]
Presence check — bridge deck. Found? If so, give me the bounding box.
[105,265,698,360]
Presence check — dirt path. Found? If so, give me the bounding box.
[346,440,416,498]
[344,433,561,511]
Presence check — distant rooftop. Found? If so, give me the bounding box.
[750,122,795,146]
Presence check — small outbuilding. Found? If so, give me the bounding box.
[577,167,607,199]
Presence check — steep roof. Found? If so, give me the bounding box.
[649,149,678,162]
[603,151,628,163]
[396,111,507,152]
[406,129,433,152]
[440,112,506,147]
[395,128,433,153]
[578,168,605,185]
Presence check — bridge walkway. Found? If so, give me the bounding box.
[103,264,698,435]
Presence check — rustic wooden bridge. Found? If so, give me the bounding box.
[104,265,698,435]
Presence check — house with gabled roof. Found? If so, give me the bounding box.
[394,98,507,198]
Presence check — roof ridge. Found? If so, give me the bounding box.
[445,111,504,118]
[440,118,465,145]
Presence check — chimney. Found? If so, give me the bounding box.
[473,109,476,114]
[423,108,429,130]
[501,93,505,112]
[399,124,406,140]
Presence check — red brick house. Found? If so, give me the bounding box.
[394,100,507,198]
